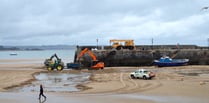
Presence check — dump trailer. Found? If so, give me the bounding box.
[110,39,136,50]
[67,62,81,69]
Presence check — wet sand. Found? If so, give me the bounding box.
[0,59,209,103]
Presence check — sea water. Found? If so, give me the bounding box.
[0,48,92,92]
[0,49,76,63]
[19,72,90,92]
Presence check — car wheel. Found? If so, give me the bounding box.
[116,46,122,50]
[143,76,147,80]
[131,75,135,79]
[129,46,134,50]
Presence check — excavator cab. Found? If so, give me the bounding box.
[44,54,64,71]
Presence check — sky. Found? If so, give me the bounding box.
[0,0,209,46]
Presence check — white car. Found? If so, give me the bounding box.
[130,69,155,80]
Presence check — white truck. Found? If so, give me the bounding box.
[130,69,155,80]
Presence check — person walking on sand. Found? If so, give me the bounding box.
[39,85,46,100]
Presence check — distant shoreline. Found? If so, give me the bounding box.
[0,45,76,51]
[0,49,44,51]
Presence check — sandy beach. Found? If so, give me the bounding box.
[0,59,209,103]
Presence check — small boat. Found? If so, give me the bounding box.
[153,56,189,67]
[10,53,18,56]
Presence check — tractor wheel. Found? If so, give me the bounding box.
[47,67,53,71]
[56,65,64,71]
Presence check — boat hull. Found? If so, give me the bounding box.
[153,61,188,67]
[153,58,189,67]
[10,53,17,56]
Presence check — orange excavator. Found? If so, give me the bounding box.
[76,48,104,69]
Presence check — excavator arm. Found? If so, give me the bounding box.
[77,48,97,61]
[87,50,97,61]
[50,53,60,60]
[77,48,88,61]
[76,48,104,69]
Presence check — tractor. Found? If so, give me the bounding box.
[44,53,64,71]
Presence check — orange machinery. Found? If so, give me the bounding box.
[76,48,104,69]
[110,39,136,50]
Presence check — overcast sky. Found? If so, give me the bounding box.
[0,0,209,46]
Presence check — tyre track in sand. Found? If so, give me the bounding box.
[81,71,162,95]
[113,72,162,94]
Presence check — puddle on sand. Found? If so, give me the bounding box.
[177,70,209,76]
[17,72,90,92]
[178,72,200,76]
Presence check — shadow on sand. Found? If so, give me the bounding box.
[39,98,46,103]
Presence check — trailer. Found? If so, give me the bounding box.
[67,63,81,69]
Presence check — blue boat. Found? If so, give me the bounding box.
[153,56,189,67]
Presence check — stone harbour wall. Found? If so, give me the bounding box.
[75,45,209,67]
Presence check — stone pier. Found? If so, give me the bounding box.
[74,45,209,67]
